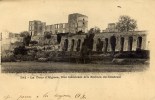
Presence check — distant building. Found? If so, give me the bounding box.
[27,14,149,53]
[29,13,88,45]
[106,23,118,32]
[45,23,69,34]
[29,13,88,37]
[29,20,46,36]
[8,32,21,39]
[68,13,88,34]
[2,32,23,44]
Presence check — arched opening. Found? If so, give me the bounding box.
[76,39,81,52]
[128,36,133,51]
[105,38,108,52]
[70,39,75,51]
[63,39,68,51]
[96,38,103,52]
[137,36,142,50]
[120,37,125,52]
[110,35,116,53]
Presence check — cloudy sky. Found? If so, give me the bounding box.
[0,0,155,33]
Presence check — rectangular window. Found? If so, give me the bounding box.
[55,24,58,29]
[32,21,35,25]
[63,24,65,28]
[29,26,32,30]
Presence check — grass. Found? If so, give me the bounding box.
[1,61,149,73]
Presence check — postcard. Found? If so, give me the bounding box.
[0,0,155,100]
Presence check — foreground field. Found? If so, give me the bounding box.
[1,61,149,73]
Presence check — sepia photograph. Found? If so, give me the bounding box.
[1,0,150,73]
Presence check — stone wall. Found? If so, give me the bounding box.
[59,31,147,52]
[60,34,86,51]
[33,34,58,46]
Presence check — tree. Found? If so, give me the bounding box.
[88,27,101,34]
[80,33,95,63]
[110,35,116,55]
[20,31,31,46]
[86,33,94,51]
[14,45,28,55]
[96,38,103,52]
[116,15,137,32]
[29,41,38,46]
[20,31,30,37]
[44,32,52,45]
[81,39,88,63]
[44,31,52,39]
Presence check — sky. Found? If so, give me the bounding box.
[0,0,155,33]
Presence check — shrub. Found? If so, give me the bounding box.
[14,46,28,55]
[1,55,16,62]
[114,50,150,59]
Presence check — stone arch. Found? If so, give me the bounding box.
[104,38,108,52]
[70,39,75,51]
[110,35,116,53]
[120,37,125,52]
[63,39,68,51]
[137,36,142,50]
[128,36,133,51]
[76,39,81,52]
[96,38,103,52]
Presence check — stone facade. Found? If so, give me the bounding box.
[68,13,88,34]
[30,13,88,44]
[1,32,24,58]
[60,34,86,51]
[45,23,69,34]
[28,14,148,53]
[29,20,46,36]
[45,13,88,34]
[37,34,58,46]
[59,31,147,52]
[105,23,118,32]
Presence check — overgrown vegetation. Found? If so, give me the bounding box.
[116,15,137,32]
[20,31,31,46]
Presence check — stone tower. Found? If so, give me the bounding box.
[68,13,88,34]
